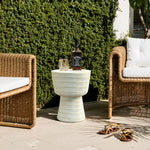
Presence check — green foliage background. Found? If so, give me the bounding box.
[0,0,118,107]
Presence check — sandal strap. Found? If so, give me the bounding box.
[109,123,120,127]
[104,125,113,133]
[121,128,133,140]
[122,128,133,134]
[104,123,120,133]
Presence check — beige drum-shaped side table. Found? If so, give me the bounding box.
[51,69,91,122]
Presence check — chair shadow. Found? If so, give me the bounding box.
[37,107,58,121]
[37,100,108,121]
[37,100,150,120]
[84,100,108,120]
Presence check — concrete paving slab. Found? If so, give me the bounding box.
[0,100,150,150]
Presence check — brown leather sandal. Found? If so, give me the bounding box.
[120,128,133,141]
[98,123,120,134]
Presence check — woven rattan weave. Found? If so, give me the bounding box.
[108,46,150,118]
[0,53,36,128]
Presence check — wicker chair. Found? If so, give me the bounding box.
[0,53,36,128]
[108,46,150,118]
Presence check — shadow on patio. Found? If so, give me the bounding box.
[37,100,150,142]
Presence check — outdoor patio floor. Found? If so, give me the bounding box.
[1,100,150,150]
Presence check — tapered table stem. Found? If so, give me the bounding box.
[57,96,85,122]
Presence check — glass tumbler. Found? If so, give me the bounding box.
[59,59,69,71]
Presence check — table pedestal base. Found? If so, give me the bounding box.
[57,96,85,122]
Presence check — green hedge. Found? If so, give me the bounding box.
[0,0,118,107]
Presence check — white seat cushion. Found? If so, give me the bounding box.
[123,67,150,77]
[0,77,30,93]
[126,37,150,67]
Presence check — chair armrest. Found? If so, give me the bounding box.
[0,53,36,99]
[109,46,126,81]
[108,46,126,118]
[109,46,150,82]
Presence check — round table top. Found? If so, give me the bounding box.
[51,69,91,74]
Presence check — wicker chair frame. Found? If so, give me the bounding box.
[108,46,150,118]
[0,53,36,128]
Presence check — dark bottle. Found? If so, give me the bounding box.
[71,40,82,70]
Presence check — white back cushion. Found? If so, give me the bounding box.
[126,37,150,67]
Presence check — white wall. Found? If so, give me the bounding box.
[113,0,131,39]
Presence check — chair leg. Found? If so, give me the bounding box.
[108,107,112,119]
